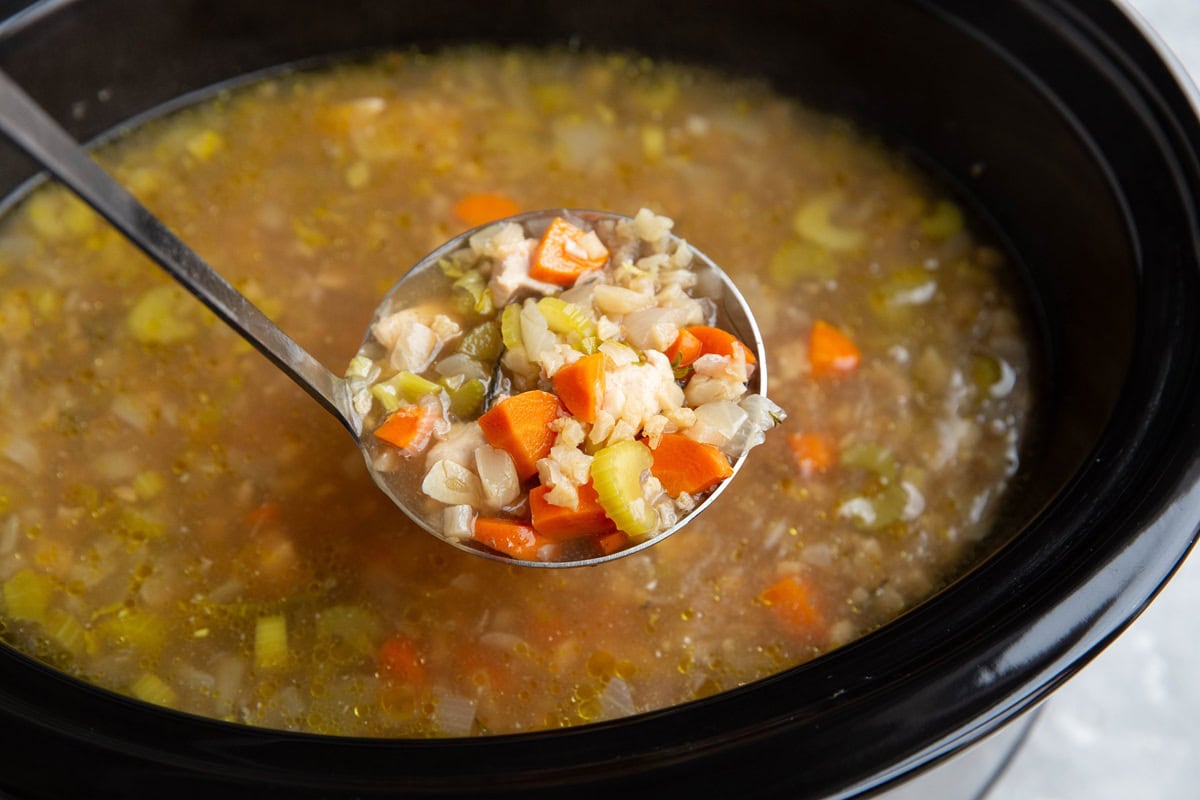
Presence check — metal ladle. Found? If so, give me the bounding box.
[0,69,768,568]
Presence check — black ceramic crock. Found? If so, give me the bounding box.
[1,1,1198,797]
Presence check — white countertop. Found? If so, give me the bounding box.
[989,2,1200,798]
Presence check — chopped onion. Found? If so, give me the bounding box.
[722,395,787,457]
[1,432,41,472]
[519,301,556,365]
[593,284,654,315]
[422,459,484,507]
[474,446,520,510]
[433,690,478,737]
[686,401,748,447]
[621,306,687,351]
[435,353,489,382]
[442,505,476,539]
[599,677,636,719]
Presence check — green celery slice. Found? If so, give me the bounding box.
[590,440,657,536]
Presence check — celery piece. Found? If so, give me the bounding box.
[99,609,167,654]
[919,200,964,241]
[453,271,494,316]
[839,484,908,532]
[532,82,574,114]
[45,609,87,657]
[869,267,937,321]
[590,440,657,536]
[501,303,524,350]
[840,442,899,482]
[371,383,402,414]
[391,372,443,403]
[130,672,177,707]
[768,240,840,286]
[793,193,864,253]
[316,605,381,659]
[132,470,166,501]
[970,353,1003,394]
[458,320,504,363]
[185,128,225,161]
[444,377,486,419]
[127,285,197,345]
[255,614,288,669]
[537,296,596,339]
[641,125,666,161]
[344,354,375,381]
[372,372,441,414]
[3,569,53,624]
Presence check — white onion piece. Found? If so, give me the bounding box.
[422,459,484,507]
[593,284,654,315]
[1,433,41,472]
[519,301,556,365]
[686,401,748,447]
[722,395,786,457]
[598,677,636,719]
[435,353,489,382]
[442,505,476,540]
[478,631,526,651]
[621,306,687,351]
[434,690,478,737]
[474,445,520,510]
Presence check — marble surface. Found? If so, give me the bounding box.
[988,2,1200,798]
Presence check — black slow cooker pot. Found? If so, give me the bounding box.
[1,0,1198,797]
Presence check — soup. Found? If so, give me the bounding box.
[0,49,1032,736]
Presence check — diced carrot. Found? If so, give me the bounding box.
[528,217,609,286]
[529,482,617,540]
[684,325,757,365]
[663,328,703,367]
[787,432,838,477]
[477,390,562,480]
[245,500,281,529]
[809,320,860,379]
[373,405,439,454]
[648,432,733,497]
[378,634,426,685]
[596,531,630,556]
[759,576,820,633]
[551,352,606,424]
[472,518,550,561]
[452,192,520,228]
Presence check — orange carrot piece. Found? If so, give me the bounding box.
[477,390,562,480]
[596,530,630,556]
[373,405,439,454]
[787,432,838,477]
[378,634,426,685]
[245,500,282,529]
[663,328,703,367]
[551,352,606,424]
[529,482,617,540]
[685,325,757,364]
[648,433,733,497]
[452,192,520,228]
[472,518,549,561]
[759,576,820,632]
[809,320,860,379]
[528,217,609,286]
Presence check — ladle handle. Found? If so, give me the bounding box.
[0,69,358,436]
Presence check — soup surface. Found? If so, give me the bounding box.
[0,49,1032,736]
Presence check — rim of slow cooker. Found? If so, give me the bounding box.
[1,0,1199,797]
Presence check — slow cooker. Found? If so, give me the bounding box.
[1,0,1198,797]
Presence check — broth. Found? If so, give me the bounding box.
[0,49,1032,736]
